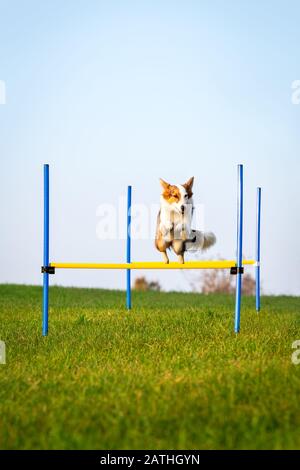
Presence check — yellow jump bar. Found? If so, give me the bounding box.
[50,260,255,270]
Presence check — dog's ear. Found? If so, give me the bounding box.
[182,177,194,198]
[159,178,170,190]
[182,177,194,190]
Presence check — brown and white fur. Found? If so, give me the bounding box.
[155,177,216,263]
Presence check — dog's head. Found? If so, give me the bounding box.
[159,177,194,213]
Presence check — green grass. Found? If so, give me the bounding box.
[0,284,300,450]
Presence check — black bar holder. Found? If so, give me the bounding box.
[41,266,55,274]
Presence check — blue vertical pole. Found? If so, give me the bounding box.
[126,186,132,309]
[42,164,49,336]
[256,187,262,312]
[234,164,243,333]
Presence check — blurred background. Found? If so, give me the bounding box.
[0,0,299,294]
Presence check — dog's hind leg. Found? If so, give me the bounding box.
[155,236,171,264]
[172,239,185,264]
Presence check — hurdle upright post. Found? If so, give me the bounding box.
[126,186,132,309]
[255,187,262,312]
[42,164,50,336]
[234,164,243,333]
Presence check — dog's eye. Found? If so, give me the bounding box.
[185,194,188,199]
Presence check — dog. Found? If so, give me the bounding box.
[155,177,216,263]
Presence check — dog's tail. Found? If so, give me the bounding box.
[185,230,216,252]
[202,231,216,250]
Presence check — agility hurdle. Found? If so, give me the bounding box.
[41,164,262,336]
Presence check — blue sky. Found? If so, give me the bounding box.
[0,0,299,294]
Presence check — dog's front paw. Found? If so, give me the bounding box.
[181,230,187,242]
[161,223,173,235]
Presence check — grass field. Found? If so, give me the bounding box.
[0,284,299,450]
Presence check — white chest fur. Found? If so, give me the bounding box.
[159,197,194,240]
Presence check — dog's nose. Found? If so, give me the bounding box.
[181,205,185,213]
